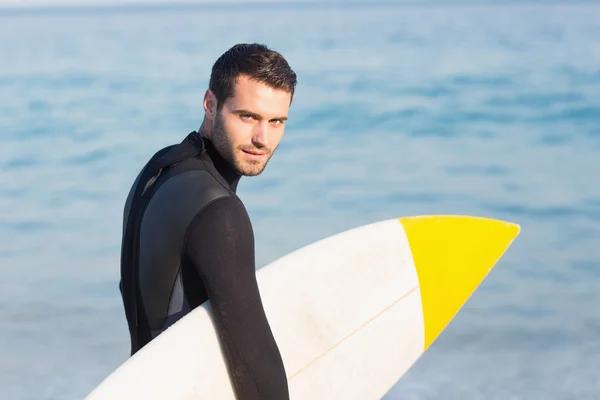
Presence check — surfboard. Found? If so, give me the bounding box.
[85,215,520,400]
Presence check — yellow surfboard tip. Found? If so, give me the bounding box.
[398,215,520,350]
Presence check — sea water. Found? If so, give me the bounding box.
[1,2,599,399]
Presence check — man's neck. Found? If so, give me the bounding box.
[194,124,241,192]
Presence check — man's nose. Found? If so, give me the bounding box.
[252,123,270,148]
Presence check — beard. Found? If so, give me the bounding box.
[210,110,275,177]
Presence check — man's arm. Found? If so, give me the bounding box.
[184,196,289,400]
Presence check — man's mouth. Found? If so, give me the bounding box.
[242,149,268,156]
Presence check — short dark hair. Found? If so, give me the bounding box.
[209,43,297,109]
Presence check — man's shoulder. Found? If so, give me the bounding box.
[147,164,233,214]
[186,195,254,245]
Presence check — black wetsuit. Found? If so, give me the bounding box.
[118,131,289,400]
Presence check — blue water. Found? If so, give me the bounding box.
[1,2,599,399]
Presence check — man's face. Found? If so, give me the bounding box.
[208,75,292,176]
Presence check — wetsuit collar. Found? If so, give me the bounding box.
[191,131,241,192]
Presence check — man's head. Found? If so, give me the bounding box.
[200,43,297,177]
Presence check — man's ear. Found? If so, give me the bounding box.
[203,89,218,121]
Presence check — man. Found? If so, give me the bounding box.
[119,43,297,400]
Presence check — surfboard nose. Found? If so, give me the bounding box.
[398,215,521,350]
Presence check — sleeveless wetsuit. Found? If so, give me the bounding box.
[119,131,289,399]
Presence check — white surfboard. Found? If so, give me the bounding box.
[85,215,520,400]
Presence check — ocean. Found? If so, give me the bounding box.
[1,2,599,399]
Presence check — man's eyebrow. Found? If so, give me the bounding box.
[234,109,288,121]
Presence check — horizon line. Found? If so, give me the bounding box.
[0,0,591,18]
